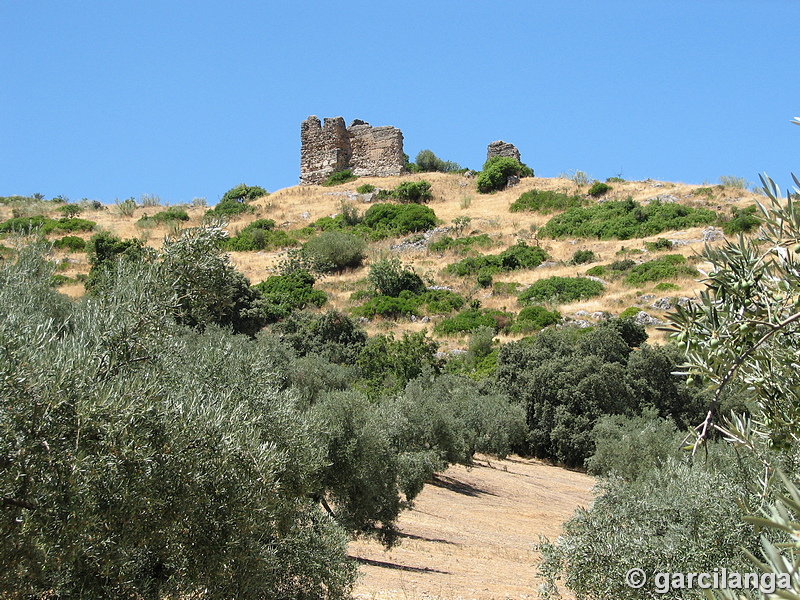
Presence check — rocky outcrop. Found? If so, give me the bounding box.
[486,140,521,163]
[300,116,404,185]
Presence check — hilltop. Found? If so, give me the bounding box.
[2,172,763,350]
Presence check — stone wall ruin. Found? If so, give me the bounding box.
[300,116,404,185]
[486,140,521,164]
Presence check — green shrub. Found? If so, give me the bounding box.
[0,216,96,235]
[368,258,425,297]
[588,182,611,197]
[376,180,433,203]
[137,207,190,227]
[511,305,561,333]
[428,233,493,253]
[618,306,641,319]
[420,289,465,314]
[624,254,698,286]
[606,176,626,183]
[352,295,420,319]
[414,149,461,173]
[362,203,438,234]
[52,235,87,251]
[322,169,358,187]
[644,237,673,251]
[58,204,82,218]
[718,175,748,189]
[205,198,256,217]
[444,242,548,277]
[476,271,493,288]
[509,190,586,213]
[253,270,327,321]
[653,281,680,291]
[356,183,376,194]
[537,455,758,600]
[518,276,604,305]
[721,204,760,235]
[302,230,366,273]
[222,219,299,251]
[269,309,367,365]
[585,265,606,276]
[435,307,514,335]
[608,258,635,272]
[571,249,596,264]
[540,198,717,240]
[693,186,716,197]
[220,183,268,202]
[476,156,533,193]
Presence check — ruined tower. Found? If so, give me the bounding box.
[300,116,404,184]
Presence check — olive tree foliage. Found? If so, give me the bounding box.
[667,174,800,599]
[0,247,355,600]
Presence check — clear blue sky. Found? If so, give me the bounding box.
[2,1,799,204]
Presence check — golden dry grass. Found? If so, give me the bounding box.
[18,173,764,346]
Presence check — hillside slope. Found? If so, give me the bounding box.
[2,173,762,348]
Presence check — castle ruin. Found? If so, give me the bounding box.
[300,116,405,185]
[486,140,521,163]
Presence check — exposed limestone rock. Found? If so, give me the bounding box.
[486,140,521,163]
[300,116,404,184]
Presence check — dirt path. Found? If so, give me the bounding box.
[348,454,595,600]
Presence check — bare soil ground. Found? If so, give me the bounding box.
[348,454,594,600]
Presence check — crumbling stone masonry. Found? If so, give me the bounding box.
[486,140,521,164]
[300,116,404,185]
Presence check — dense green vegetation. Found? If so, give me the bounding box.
[0,234,528,598]
[509,189,586,213]
[0,215,96,235]
[476,156,533,193]
[444,241,548,277]
[429,233,493,253]
[376,180,433,203]
[539,198,717,239]
[136,207,190,227]
[409,149,462,173]
[222,218,299,251]
[361,202,438,234]
[322,169,358,187]
[624,254,698,285]
[518,276,604,304]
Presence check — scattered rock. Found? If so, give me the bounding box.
[506,175,520,188]
[574,310,589,317]
[702,227,725,242]
[638,294,656,304]
[650,297,673,310]
[420,316,431,323]
[646,194,681,204]
[584,275,609,285]
[633,311,662,326]
[591,311,609,321]
[299,211,310,220]
[676,296,695,308]
[536,261,559,269]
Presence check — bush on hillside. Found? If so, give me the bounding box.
[302,230,366,273]
[588,182,612,197]
[476,156,533,193]
[52,235,87,251]
[720,204,760,235]
[518,276,604,305]
[444,242,548,277]
[362,203,438,234]
[222,219,299,251]
[0,216,96,235]
[509,190,586,213]
[539,198,717,240]
[376,180,433,204]
[510,305,561,334]
[220,183,268,203]
[322,169,358,187]
[368,258,425,297]
[414,149,461,173]
[205,198,257,217]
[434,307,514,335]
[428,233,493,253]
[254,270,327,322]
[624,254,698,285]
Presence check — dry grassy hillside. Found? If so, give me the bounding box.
[3,173,762,348]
